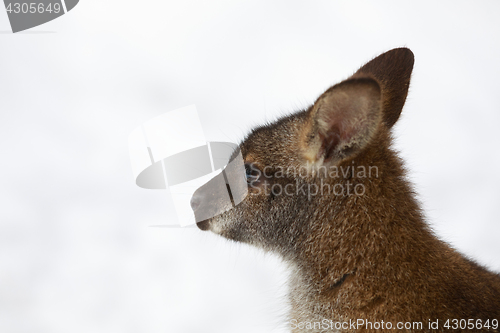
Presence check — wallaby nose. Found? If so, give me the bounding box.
[190,194,200,211]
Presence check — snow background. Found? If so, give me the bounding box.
[0,1,499,332]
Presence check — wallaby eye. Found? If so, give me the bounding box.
[244,163,261,186]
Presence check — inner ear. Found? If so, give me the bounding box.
[306,77,382,164]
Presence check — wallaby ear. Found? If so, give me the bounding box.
[303,77,381,164]
[353,48,414,128]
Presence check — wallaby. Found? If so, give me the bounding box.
[191,48,500,332]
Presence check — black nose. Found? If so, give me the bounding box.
[190,194,200,211]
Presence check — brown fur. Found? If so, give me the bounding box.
[192,48,500,332]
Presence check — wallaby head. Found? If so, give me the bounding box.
[192,48,414,256]
[191,48,500,331]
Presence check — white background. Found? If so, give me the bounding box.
[1,1,499,332]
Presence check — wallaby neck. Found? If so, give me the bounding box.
[285,129,500,325]
[289,129,444,305]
